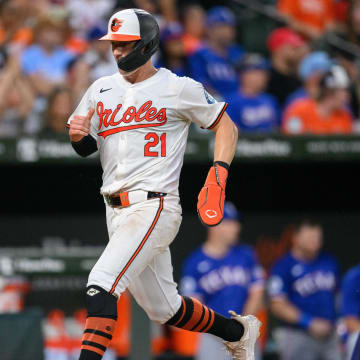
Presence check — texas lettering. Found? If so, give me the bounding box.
[96,100,167,138]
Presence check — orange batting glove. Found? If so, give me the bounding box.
[197,161,229,226]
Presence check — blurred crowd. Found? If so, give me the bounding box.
[1,0,360,138]
[174,205,360,360]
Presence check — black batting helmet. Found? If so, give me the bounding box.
[100,8,160,73]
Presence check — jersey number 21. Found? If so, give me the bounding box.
[144,132,166,157]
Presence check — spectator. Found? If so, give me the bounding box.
[268,219,341,360]
[66,57,91,103]
[0,53,34,137]
[180,202,265,360]
[83,25,117,82]
[226,54,279,133]
[156,22,189,77]
[314,0,360,119]
[277,0,336,40]
[40,87,73,135]
[282,65,353,135]
[266,27,308,108]
[189,6,244,99]
[285,51,333,108]
[181,4,205,56]
[0,0,33,50]
[21,16,75,97]
[66,0,115,39]
[341,264,360,360]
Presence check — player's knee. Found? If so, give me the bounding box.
[85,285,117,320]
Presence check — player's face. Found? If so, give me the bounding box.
[330,88,350,109]
[294,225,323,258]
[208,24,235,47]
[214,220,241,246]
[241,69,268,94]
[111,41,137,73]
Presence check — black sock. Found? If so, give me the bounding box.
[166,296,244,342]
[79,349,102,360]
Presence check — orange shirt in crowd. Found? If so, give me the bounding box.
[282,98,352,135]
[0,27,33,47]
[278,0,335,33]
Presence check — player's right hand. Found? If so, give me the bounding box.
[197,162,228,226]
[69,108,95,142]
[309,318,332,338]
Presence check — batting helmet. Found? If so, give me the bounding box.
[100,8,160,72]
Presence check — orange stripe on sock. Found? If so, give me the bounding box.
[193,307,210,332]
[110,197,164,295]
[201,309,215,333]
[83,333,111,348]
[81,345,105,356]
[85,317,116,334]
[173,297,186,327]
[182,298,204,331]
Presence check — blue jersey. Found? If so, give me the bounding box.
[342,264,360,318]
[189,44,244,98]
[225,91,280,132]
[268,252,339,323]
[180,245,264,317]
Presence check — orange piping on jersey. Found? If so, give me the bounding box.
[208,103,228,130]
[109,197,164,294]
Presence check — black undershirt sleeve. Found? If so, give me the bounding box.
[71,135,98,157]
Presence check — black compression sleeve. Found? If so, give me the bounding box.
[71,135,97,157]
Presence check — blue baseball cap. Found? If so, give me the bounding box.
[223,202,242,222]
[87,25,107,41]
[206,6,236,27]
[299,51,333,80]
[237,54,270,72]
[161,22,183,42]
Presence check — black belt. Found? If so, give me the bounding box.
[105,191,167,207]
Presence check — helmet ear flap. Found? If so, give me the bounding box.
[144,38,159,55]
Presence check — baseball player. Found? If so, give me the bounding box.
[268,219,341,360]
[67,8,261,360]
[180,202,265,360]
[341,264,360,360]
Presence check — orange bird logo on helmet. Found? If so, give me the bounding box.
[111,18,123,32]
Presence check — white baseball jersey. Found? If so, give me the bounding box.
[68,68,227,195]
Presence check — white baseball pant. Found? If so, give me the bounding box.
[88,195,182,324]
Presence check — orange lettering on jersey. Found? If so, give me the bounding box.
[97,101,112,130]
[122,106,136,123]
[136,101,152,121]
[108,104,122,126]
[96,101,167,139]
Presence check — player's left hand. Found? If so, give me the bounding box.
[69,108,95,142]
[197,162,228,226]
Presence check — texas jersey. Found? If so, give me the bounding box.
[268,252,339,323]
[67,68,227,195]
[180,245,265,317]
[341,264,360,319]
